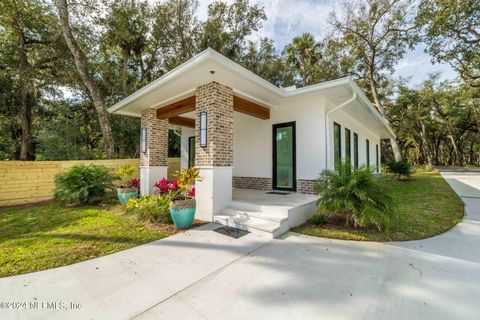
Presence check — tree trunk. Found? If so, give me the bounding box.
[301,54,307,87]
[117,52,129,159]
[367,69,403,161]
[55,0,115,159]
[18,31,34,160]
[445,121,461,166]
[420,123,433,168]
[389,137,403,162]
[447,133,461,166]
[471,100,480,135]
[415,142,420,165]
[434,139,442,165]
[469,140,474,165]
[122,52,128,96]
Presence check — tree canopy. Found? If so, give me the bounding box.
[0,0,478,166]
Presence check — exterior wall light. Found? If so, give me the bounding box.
[140,127,147,153]
[200,112,207,147]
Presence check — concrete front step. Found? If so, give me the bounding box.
[221,208,288,223]
[213,208,289,238]
[229,200,291,216]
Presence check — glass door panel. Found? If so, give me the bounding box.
[273,122,296,191]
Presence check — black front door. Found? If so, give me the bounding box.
[273,122,296,191]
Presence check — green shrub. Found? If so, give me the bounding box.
[310,214,326,226]
[116,165,137,188]
[125,195,171,223]
[54,164,117,205]
[387,161,412,179]
[315,161,398,232]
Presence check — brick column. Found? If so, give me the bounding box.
[195,82,234,221]
[140,109,169,195]
[195,82,234,167]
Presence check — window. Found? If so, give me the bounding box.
[188,137,195,168]
[366,139,370,167]
[376,144,379,173]
[334,123,341,170]
[345,128,351,161]
[353,133,358,169]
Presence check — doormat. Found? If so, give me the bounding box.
[266,191,290,195]
[214,226,249,239]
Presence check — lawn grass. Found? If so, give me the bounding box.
[0,202,173,277]
[292,171,464,241]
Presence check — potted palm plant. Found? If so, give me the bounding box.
[116,165,139,206]
[169,167,201,229]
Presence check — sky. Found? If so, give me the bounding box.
[196,0,458,87]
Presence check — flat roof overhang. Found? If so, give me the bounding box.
[108,48,395,139]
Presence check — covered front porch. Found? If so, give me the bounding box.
[108,49,323,235]
[139,80,275,224]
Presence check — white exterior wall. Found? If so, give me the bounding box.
[329,109,382,172]
[140,166,168,195]
[195,167,232,220]
[180,127,195,170]
[233,95,327,180]
[179,97,384,179]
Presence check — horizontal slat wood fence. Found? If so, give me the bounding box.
[0,158,180,207]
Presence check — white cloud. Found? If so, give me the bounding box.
[393,45,458,86]
[252,0,339,47]
[197,0,337,47]
[196,0,457,86]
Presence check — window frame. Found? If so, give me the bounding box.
[333,122,341,170]
[345,128,351,161]
[188,136,195,168]
[272,121,297,192]
[366,139,370,167]
[353,132,359,169]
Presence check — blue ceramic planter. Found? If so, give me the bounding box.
[170,206,195,229]
[117,189,138,206]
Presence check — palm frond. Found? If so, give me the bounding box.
[314,161,398,230]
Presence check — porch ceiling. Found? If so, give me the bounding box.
[157,94,270,121]
[169,116,195,128]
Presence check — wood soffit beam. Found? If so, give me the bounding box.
[233,96,270,120]
[169,116,195,128]
[156,96,196,119]
[156,95,270,120]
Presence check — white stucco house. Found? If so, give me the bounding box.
[108,48,395,237]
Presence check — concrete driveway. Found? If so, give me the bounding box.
[1,169,479,319]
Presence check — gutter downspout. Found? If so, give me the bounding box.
[325,93,357,170]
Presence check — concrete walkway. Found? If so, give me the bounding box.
[0,224,271,320]
[137,169,480,320]
[1,169,479,319]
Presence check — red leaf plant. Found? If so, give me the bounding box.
[154,178,180,195]
[130,178,140,188]
[188,187,195,198]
